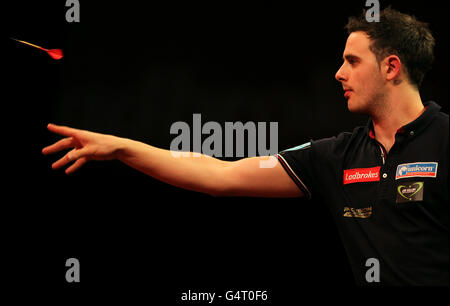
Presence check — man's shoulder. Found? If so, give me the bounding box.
[427,100,448,124]
[321,125,368,145]
[429,106,449,137]
[435,109,449,124]
[311,125,368,158]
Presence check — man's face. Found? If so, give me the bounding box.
[335,31,386,114]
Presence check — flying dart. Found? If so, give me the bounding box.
[11,38,63,60]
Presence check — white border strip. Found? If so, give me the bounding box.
[277,154,312,199]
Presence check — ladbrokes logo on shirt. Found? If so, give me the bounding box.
[395,162,438,180]
[343,166,381,185]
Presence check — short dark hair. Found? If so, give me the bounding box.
[345,7,435,88]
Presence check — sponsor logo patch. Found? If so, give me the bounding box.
[396,181,424,203]
[395,162,438,180]
[343,166,381,185]
[343,206,373,218]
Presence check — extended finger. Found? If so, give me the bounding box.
[47,123,80,137]
[65,157,87,174]
[42,137,74,155]
[52,152,73,170]
[52,147,91,170]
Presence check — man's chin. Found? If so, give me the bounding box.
[347,100,368,115]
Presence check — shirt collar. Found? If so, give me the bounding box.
[366,101,441,139]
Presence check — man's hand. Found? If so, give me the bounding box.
[42,123,124,174]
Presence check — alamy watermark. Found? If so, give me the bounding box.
[365,257,380,283]
[65,0,80,23]
[65,257,80,283]
[365,0,380,22]
[169,114,278,168]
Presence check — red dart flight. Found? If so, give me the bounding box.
[12,38,63,60]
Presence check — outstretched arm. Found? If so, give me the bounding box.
[42,123,303,198]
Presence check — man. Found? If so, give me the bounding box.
[43,8,448,285]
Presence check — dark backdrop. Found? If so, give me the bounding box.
[5,1,448,303]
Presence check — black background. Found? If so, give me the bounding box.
[5,0,449,304]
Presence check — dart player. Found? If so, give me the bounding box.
[43,7,448,286]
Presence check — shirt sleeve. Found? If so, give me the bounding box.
[276,133,351,200]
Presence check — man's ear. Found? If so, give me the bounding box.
[383,55,402,83]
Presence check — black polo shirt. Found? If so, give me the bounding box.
[276,101,449,286]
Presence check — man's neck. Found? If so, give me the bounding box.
[371,87,424,153]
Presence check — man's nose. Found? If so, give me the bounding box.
[335,65,346,82]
